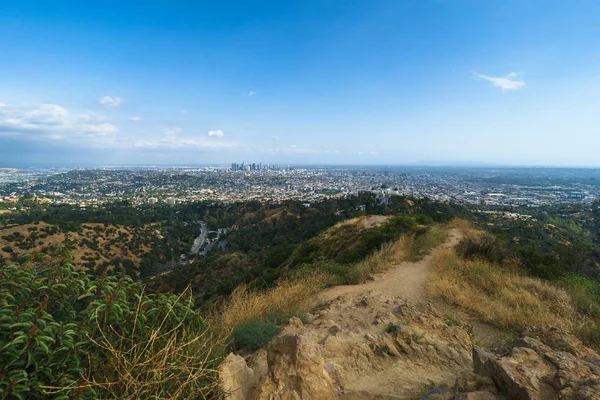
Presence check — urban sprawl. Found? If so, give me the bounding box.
[0,165,598,211]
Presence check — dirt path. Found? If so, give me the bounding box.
[245,228,503,398]
[320,228,463,304]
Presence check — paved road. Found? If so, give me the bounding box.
[190,221,208,254]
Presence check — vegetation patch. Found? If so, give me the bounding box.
[429,247,576,332]
[232,316,283,351]
[430,223,600,346]
[0,248,225,399]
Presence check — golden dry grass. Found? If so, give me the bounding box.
[353,224,449,282]
[354,235,412,279]
[449,218,484,241]
[215,274,327,335]
[429,247,577,333]
[85,326,224,399]
[43,290,226,400]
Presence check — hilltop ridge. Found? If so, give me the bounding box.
[219,221,600,399]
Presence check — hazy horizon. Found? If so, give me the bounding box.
[2,1,600,166]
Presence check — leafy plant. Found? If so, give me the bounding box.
[0,247,224,399]
[232,317,282,351]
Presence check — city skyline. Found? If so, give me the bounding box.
[2,1,600,166]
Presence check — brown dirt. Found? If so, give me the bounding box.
[320,228,462,304]
[362,215,391,229]
[245,229,506,398]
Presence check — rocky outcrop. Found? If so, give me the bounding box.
[254,320,338,399]
[220,353,259,400]
[423,325,600,400]
[221,294,475,399]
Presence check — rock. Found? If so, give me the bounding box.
[323,335,352,356]
[421,387,455,400]
[364,333,377,341]
[454,372,497,394]
[472,347,496,377]
[454,392,499,400]
[288,316,304,328]
[220,353,258,400]
[463,326,600,400]
[256,333,337,399]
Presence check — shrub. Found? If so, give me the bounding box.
[0,248,224,399]
[386,323,400,334]
[232,317,282,351]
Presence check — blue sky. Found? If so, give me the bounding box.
[1,0,600,166]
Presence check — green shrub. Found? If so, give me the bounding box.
[232,317,282,351]
[0,247,224,399]
[386,323,400,334]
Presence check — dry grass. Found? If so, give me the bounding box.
[408,225,449,261]
[354,235,412,279]
[86,325,224,399]
[353,224,449,282]
[429,247,577,333]
[43,290,226,400]
[87,292,224,400]
[215,274,327,335]
[450,218,484,241]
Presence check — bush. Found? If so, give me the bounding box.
[232,317,282,351]
[0,248,224,399]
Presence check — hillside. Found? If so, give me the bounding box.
[3,196,600,398]
[0,222,160,274]
[219,221,600,399]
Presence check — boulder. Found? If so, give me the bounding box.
[464,326,600,400]
[220,353,258,400]
[256,332,338,399]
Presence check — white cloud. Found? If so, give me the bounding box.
[208,130,224,137]
[0,103,118,143]
[162,126,182,136]
[180,109,188,114]
[0,103,6,108]
[476,73,525,90]
[129,116,141,122]
[248,90,256,96]
[99,96,125,107]
[135,128,234,150]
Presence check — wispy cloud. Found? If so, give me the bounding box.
[0,103,118,142]
[162,126,182,136]
[0,103,6,108]
[248,90,256,96]
[99,96,125,107]
[208,130,224,137]
[135,128,234,150]
[129,116,141,122]
[476,72,525,90]
[180,109,188,114]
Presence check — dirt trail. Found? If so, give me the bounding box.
[245,228,487,399]
[320,228,463,304]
